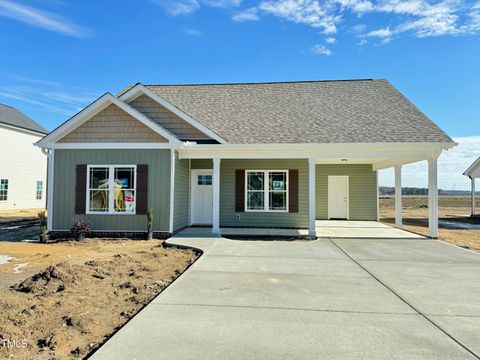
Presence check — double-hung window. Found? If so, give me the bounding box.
[0,179,8,201]
[36,181,43,200]
[86,165,136,214]
[245,170,288,212]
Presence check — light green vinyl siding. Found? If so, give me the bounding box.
[173,151,189,231]
[191,159,212,169]
[220,159,309,228]
[52,149,171,232]
[316,164,377,221]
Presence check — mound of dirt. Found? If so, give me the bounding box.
[12,264,74,295]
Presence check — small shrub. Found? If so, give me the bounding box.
[71,220,92,240]
[38,211,48,243]
[38,211,47,235]
[146,209,154,240]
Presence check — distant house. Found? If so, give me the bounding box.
[464,156,479,216]
[0,104,48,210]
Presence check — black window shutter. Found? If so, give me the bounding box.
[75,164,87,214]
[235,169,245,212]
[289,169,299,213]
[136,164,148,215]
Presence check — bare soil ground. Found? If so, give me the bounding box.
[380,196,480,251]
[0,238,198,359]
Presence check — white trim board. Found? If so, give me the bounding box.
[36,93,182,149]
[119,84,227,144]
[169,150,175,233]
[51,143,174,149]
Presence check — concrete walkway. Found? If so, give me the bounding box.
[92,236,480,360]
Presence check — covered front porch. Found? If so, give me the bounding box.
[177,142,451,239]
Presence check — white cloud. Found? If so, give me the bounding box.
[0,0,90,37]
[379,136,480,190]
[310,43,332,55]
[183,27,203,36]
[0,75,100,117]
[356,38,368,45]
[325,36,337,43]
[259,0,340,34]
[232,7,260,21]
[363,0,480,41]
[152,0,241,15]
[335,0,373,13]
[227,0,480,43]
[151,0,200,15]
[202,0,242,7]
[351,23,367,32]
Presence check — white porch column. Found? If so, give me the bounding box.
[46,149,54,232]
[472,177,476,216]
[394,165,402,228]
[428,156,439,238]
[308,158,317,237]
[212,157,221,236]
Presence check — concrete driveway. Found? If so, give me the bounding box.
[92,236,480,360]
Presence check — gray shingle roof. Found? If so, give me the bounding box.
[0,103,48,134]
[140,79,452,144]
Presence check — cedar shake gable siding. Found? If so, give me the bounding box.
[59,104,168,143]
[128,94,211,141]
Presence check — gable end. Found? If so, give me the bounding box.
[58,103,168,143]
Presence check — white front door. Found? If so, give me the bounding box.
[328,176,349,219]
[191,170,213,225]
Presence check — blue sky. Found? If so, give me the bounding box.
[0,0,479,189]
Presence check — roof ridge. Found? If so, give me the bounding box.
[144,79,379,87]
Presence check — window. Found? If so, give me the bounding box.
[36,181,43,200]
[0,179,8,201]
[86,165,136,214]
[245,170,288,212]
[197,175,212,185]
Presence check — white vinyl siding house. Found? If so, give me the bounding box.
[0,120,48,210]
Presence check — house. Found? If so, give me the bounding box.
[35,79,455,238]
[463,156,479,217]
[0,104,48,210]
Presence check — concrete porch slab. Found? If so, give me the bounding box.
[175,221,425,239]
[316,220,425,239]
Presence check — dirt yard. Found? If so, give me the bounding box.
[380,196,480,251]
[0,239,198,359]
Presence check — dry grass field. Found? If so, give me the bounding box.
[380,196,480,251]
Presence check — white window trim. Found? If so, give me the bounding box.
[36,180,43,200]
[86,165,137,215]
[244,170,289,213]
[0,179,8,201]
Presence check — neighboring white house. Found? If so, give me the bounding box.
[0,104,48,210]
[464,156,480,217]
